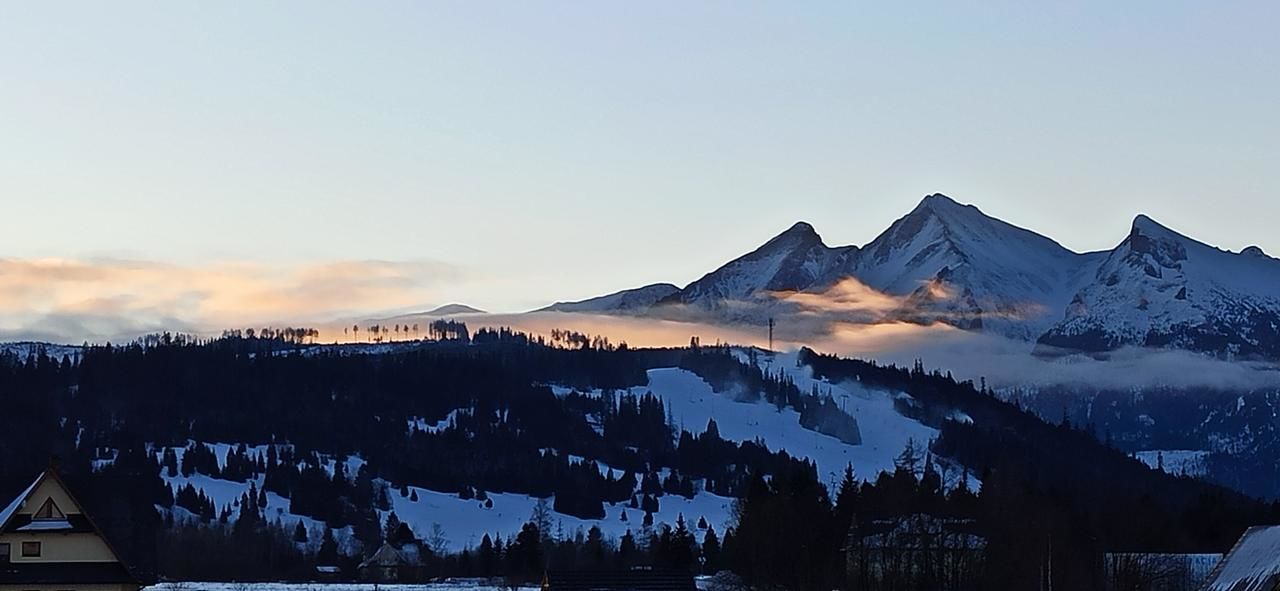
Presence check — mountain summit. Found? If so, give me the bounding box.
[670,221,857,307]
[543,195,1280,359]
[852,194,1097,338]
[1037,214,1280,358]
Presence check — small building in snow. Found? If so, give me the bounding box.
[358,541,427,582]
[0,467,139,591]
[1199,526,1280,591]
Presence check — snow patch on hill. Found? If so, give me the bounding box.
[1135,449,1209,477]
[387,486,731,551]
[645,365,939,484]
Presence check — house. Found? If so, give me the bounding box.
[544,567,697,591]
[1198,526,1280,591]
[358,541,427,582]
[0,467,139,591]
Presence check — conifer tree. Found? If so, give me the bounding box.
[317,527,340,565]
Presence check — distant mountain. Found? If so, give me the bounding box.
[668,222,856,309]
[422,303,486,316]
[539,283,680,313]
[851,195,1104,339]
[1037,215,1280,359]
[545,193,1280,359]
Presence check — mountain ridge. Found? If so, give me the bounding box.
[543,194,1280,360]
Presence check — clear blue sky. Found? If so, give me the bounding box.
[2,1,1277,317]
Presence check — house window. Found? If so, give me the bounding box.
[21,541,40,557]
[33,498,65,520]
[0,542,9,562]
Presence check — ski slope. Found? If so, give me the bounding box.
[643,365,938,485]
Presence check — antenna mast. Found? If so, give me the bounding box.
[768,317,775,352]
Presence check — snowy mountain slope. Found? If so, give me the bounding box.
[543,195,1103,339]
[145,439,732,551]
[159,465,732,553]
[669,222,857,309]
[552,356,951,486]
[387,484,731,551]
[852,195,1105,339]
[538,193,1280,359]
[1038,216,1280,358]
[642,364,940,483]
[539,283,680,313]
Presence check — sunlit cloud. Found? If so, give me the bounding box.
[769,277,903,320]
[7,255,1279,392]
[0,257,459,342]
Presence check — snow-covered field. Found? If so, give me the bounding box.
[146,583,536,591]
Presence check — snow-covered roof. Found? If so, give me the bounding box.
[16,518,75,531]
[0,472,44,529]
[1203,526,1280,591]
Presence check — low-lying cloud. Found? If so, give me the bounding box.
[0,257,459,342]
[431,310,1280,392]
[377,273,1280,392]
[6,256,1278,392]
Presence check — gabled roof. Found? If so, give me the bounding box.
[0,475,43,530]
[1201,526,1280,591]
[0,467,137,583]
[359,542,409,568]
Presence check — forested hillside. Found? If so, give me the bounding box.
[0,332,1275,589]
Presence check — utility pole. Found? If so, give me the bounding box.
[768,317,775,352]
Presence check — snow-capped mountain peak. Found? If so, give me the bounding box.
[540,194,1280,360]
[1038,214,1280,358]
[853,193,1095,338]
[672,222,856,306]
[773,220,821,241]
[1242,245,1270,258]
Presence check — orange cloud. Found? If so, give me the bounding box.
[769,277,904,318]
[0,257,459,341]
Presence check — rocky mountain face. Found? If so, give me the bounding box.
[1037,215,1280,359]
[850,195,1104,340]
[545,194,1280,359]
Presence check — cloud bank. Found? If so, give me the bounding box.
[0,257,459,342]
[382,274,1280,392]
[4,256,1277,393]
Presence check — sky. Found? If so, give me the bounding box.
[1,2,1278,338]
